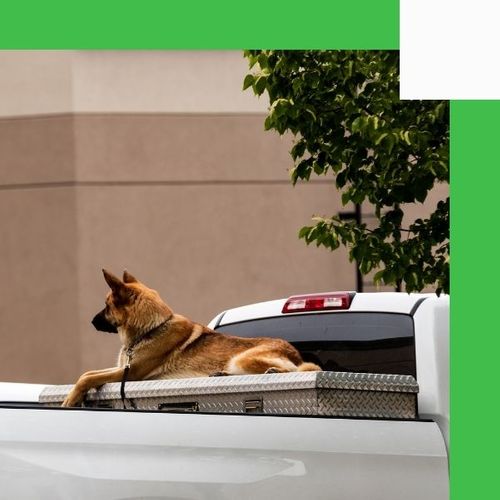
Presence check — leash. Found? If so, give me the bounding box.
[119,317,172,410]
[120,347,137,409]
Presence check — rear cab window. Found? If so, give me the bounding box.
[215,312,416,377]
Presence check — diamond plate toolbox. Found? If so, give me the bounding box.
[39,371,418,419]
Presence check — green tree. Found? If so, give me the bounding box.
[243,50,449,294]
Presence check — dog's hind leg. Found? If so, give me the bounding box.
[297,361,322,372]
[264,367,287,374]
[227,348,299,375]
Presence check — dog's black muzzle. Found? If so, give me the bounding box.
[92,309,118,334]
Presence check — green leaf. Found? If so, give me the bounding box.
[365,260,374,274]
[351,116,362,134]
[305,108,317,122]
[264,115,273,131]
[385,133,396,153]
[298,226,312,239]
[257,53,269,69]
[346,60,353,78]
[292,78,303,94]
[336,170,348,188]
[242,74,254,91]
[374,132,388,146]
[351,189,365,204]
[246,54,258,69]
[291,141,306,160]
[274,98,290,117]
[254,75,267,95]
[313,162,324,175]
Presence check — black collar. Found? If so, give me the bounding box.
[125,315,172,358]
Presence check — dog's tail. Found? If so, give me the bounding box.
[297,362,322,372]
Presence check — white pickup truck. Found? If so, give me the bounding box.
[0,291,449,500]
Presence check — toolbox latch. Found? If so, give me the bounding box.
[244,398,263,413]
[158,401,199,413]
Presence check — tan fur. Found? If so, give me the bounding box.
[62,270,321,407]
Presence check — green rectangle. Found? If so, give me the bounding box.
[0,0,398,49]
[450,100,499,499]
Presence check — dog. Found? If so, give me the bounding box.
[62,269,321,407]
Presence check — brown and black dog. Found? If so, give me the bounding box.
[62,269,321,406]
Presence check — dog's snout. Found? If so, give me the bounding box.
[92,309,118,334]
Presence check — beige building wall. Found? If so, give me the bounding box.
[0,51,448,384]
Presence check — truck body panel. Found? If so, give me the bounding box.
[0,407,448,500]
[413,296,450,447]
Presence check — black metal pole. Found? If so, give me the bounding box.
[354,203,363,292]
[395,203,401,293]
[339,204,363,292]
[339,204,401,293]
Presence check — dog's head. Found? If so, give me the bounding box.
[92,269,173,336]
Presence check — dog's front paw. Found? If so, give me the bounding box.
[61,397,81,408]
[209,371,230,377]
[61,388,84,407]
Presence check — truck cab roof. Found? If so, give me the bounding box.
[209,291,444,328]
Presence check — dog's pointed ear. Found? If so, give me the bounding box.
[123,270,139,284]
[102,269,124,291]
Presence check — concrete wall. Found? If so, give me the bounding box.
[0,51,448,383]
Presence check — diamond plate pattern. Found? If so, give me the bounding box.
[39,371,418,419]
[316,371,418,393]
[128,389,318,415]
[318,389,416,419]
